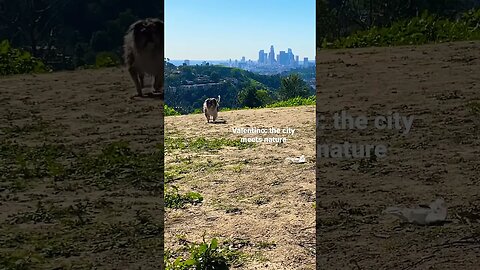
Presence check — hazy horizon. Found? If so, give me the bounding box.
[165,0,315,61]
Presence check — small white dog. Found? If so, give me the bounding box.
[203,95,221,123]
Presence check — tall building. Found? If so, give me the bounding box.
[258,50,265,64]
[278,51,288,66]
[287,48,294,66]
[295,55,299,66]
[303,57,309,67]
[268,45,275,64]
[241,56,246,63]
[183,60,190,66]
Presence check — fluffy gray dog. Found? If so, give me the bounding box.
[203,95,221,123]
[123,18,164,98]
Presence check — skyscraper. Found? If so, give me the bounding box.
[303,57,309,67]
[279,51,288,65]
[287,48,295,66]
[258,50,265,64]
[268,45,275,64]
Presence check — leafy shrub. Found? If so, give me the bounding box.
[165,105,181,116]
[0,40,47,75]
[95,51,120,68]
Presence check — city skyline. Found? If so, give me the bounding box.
[168,45,311,63]
[168,45,314,77]
[165,0,315,60]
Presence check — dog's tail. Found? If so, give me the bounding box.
[217,95,221,103]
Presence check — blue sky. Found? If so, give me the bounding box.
[165,0,315,61]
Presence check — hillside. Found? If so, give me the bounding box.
[164,64,315,113]
[164,107,316,269]
[316,40,480,269]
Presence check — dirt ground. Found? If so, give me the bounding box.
[316,41,480,269]
[0,68,165,269]
[164,107,316,269]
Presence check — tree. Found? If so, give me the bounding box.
[278,74,311,100]
[238,85,263,108]
[210,71,220,82]
[256,89,274,105]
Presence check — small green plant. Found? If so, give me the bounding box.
[166,238,241,270]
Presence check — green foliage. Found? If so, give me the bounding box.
[165,238,241,270]
[316,0,479,44]
[237,86,264,108]
[323,9,480,49]
[266,96,316,108]
[0,40,47,75]
[165,186,203,209]
[278,73,311,100]
[95,51,120,68]
[165,105,181,116]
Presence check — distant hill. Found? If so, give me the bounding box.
[164,63,314,114]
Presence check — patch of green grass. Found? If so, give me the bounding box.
[265,96,315,108]
[77,141,164,191]
[165,185,203,209]
[166,137,254,152]
[0,140,164,192]
[9,200,93,226]
[165,159,223,184]
[229,164,244,173]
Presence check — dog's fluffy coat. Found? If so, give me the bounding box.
[203,95,221,123]
[123,18,164,98]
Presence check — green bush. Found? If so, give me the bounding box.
[165,105,181,116]
[0,40,47,75]
[323,9,480,49]
[95,51,120,68]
